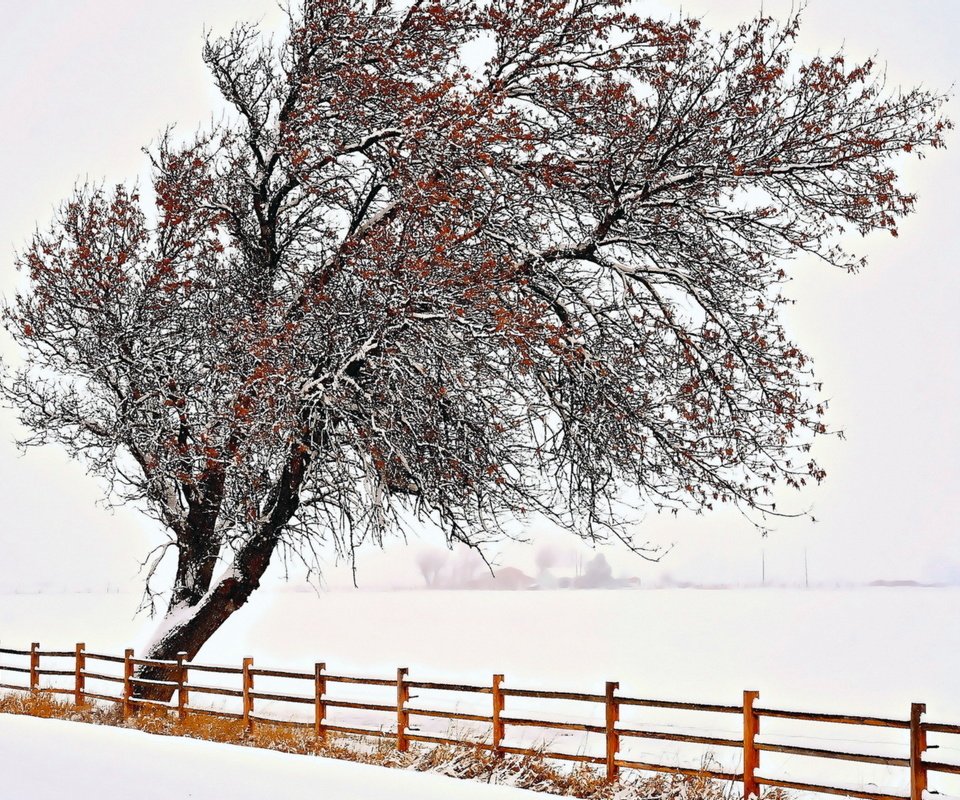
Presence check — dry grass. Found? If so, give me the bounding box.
[0,691,787,800]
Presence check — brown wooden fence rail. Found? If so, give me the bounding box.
[0,642,957,800]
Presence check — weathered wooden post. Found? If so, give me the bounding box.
[743,690,760,800]
[910,702,928,800]
[242,657,254,732]
[314,662,327,742]
[605,681,620,782]
[397,667,410,752]
[176,652,188,722]
[29,642,40,693]
[74,643,86,706]
[122,648,134,720]
[492,674,505,756]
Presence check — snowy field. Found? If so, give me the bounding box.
[1,714,542,800]
[1,587,958,797]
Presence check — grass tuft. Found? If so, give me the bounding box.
[0,691,784,800]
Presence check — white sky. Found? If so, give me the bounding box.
[0,0,957,594]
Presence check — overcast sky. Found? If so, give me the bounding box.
[0,0,957,594]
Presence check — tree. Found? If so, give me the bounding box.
[579,552,614,588]
[0,0,949,694]
[415,546,449,587]
[534,544,560,573]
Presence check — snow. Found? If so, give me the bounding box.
[3,587,955,712]
[0,713,543,800]
[2,587,959,797]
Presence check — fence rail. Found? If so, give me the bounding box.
[0,640,957,800]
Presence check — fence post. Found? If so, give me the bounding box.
[605,681,620,782]
[743,690,760,800]
[122,648,134,720]
[74,643,86,706]
[314,662,326,742]
[910,702,927,800]
[176,652,188,722]
[397,667,410,752]
[492,673,505,756]
[242,657,254,732]
[29,642,40,693]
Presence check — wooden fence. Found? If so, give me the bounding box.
[0,642,958,800]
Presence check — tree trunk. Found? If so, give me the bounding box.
[134,537,278,700]
[135,420,396,699]
[133,450,308,702]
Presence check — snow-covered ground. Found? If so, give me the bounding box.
[1,587,958,797]
[0,713,543,800]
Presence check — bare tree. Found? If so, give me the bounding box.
[534,544,560,573]
[1,0,949,694]
[415,547,449,587]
